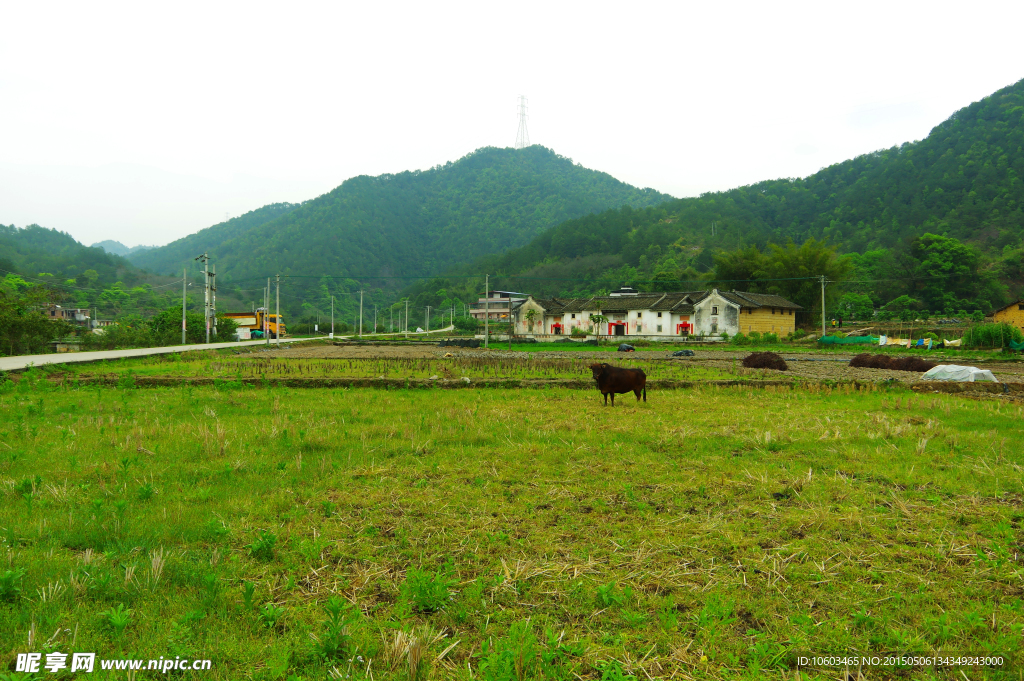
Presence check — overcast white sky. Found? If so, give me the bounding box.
[2,1,1023,248]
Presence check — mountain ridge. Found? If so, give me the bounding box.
[128,146,672,285]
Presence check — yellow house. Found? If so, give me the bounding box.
[992,300,1024,329]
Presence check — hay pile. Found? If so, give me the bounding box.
[742,352,788,371]
[849,354,936,372]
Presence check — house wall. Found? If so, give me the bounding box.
[693,292,739,336]
[634,310,670,335]
[738,307,797,335]
[994,304,1024,330]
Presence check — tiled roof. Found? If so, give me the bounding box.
[723,290,803,310]
[524,289,800,314]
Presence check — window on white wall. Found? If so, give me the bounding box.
[657,325,662,332]
[712,306,719,315]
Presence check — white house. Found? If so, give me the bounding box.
[510,287,800,338]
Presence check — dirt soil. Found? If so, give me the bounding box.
[252,343,1024,384]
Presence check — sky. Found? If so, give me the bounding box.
[2,1,1023,248]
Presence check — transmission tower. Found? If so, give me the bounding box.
[515,95,530,149]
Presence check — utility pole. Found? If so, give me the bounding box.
[484,274,489,348]
[374,306,377,335]
[181,267,187,344]
[195,253,210,343]
[405,299,409,338]
[275,274,280,346]
[265,279,270,347]
[211,263,217,340]
[425,306,431,333]
[820,275,827,338]
[359,290,363,337]
[331,295,334,338]
[390,306,393,333]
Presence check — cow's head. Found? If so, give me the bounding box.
[589,363,609,381]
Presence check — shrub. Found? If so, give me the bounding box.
[730,332,748,346]
[742,352,788,371]
[452,316,479,333]
[962,323,1024,349]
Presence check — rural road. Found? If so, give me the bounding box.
[0,325,458,372]
[0,337,328,372]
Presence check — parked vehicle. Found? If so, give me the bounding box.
[222,308,285,339]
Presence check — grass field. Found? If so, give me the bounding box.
[0,374,1022,680]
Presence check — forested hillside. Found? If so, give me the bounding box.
[130,146,670,283]
[405,78,1024,321]
[0,224,145,293]
[129,202,299,272]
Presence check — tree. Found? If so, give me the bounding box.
[523,308,538,331]
[836,292,874,321]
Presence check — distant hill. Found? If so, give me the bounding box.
[0,224,142,290]
[408,78,1024,316]
[91,240,156,257]
[129,147,671,284]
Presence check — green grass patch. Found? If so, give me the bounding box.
[0,380,1021,678]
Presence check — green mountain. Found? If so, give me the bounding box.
[129,202,299,272]
[0,224,144,291]
[129,146,671,285]
[419,78,1024,318]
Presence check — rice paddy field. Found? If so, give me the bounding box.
[40,351,760,385]
[0,363,1022,680]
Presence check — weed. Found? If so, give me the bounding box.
[241,581,256,610]
[0,568,26,602]
[401,567,454,614]
[313,595,356,662]
[99,603,132,638]
[595,582,626,609]
[259,602,285,629]
[247,530,277,561]
[137,483,154,501]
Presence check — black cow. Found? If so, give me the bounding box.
[589,363,647,406]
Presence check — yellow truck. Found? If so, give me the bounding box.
[223,308,285,339]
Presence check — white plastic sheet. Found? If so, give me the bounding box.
[921,364,997,382]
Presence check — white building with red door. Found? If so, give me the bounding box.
[510,287,800,339]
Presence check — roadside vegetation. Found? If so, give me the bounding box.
[0,374,1021,679]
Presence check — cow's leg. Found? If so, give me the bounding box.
[643,386,647,402]
[635,388,641,401]
[610,393,615,406]
[603,392,608,406]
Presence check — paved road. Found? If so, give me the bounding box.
[0,337,328,372]
[0,325,458,372]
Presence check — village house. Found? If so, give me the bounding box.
[510,287,801,339]
[44,305,92,327]
[469,290,528,323]
[992,300,1024,330]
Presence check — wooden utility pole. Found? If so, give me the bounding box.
[484,274,489,348]
[359,290,363,338]
[275,274,280,346]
